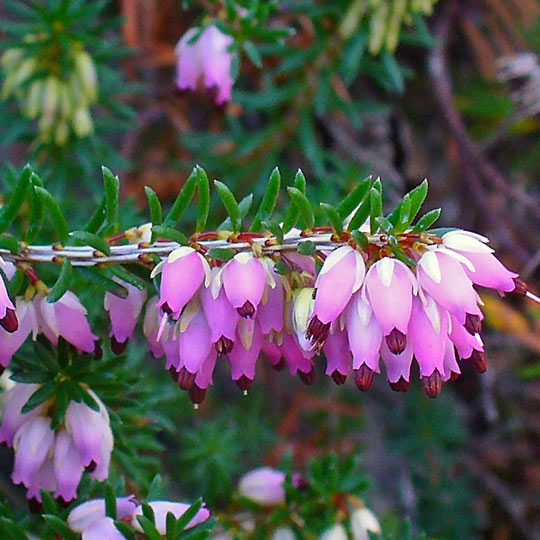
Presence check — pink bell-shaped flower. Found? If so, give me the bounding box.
[238,467,286,506]
[323,328,351,385]
[53,429,83,502]
[0,262,17,333]
[0,298,38,368]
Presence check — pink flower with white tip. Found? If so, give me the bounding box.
[175,25,234,105]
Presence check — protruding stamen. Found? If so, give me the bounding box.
[512,277,528,296]
[389,377,410,392]
[385,329,407,355]
[469,350,487,373]
[168,366,179,382]
[188,385,206,405]
[111,336,128,355]
[177,367,196,391]
[0,308,18,333]
[464,314,482,335]
[354,365,374,391]
[215,336,234,355]
[422,371,442,398]
[449,371,461,382]
[331,370,347,385]
[85,460,97,473]
[298,367,316,385]
[237,300,256,318]
[306,316,330,346]
[236,375,253,392]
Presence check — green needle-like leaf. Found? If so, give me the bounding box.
[251,167,281,232]
[70,230,110,255]
[413,208,441,232]
[214,180,241,232]
[0,164,32,234]
[320,203,343,235]
[337,176,371,220]
[47,258,72,303]
[145,186,163,226]
[287,187,314,230]
[164,167,199,226]
[35,187,69,245]
[102,166,120,234]
[196,167,210,233]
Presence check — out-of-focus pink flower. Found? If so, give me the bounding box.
[104,278,147,353]
[82,517,125,540]
[175,25,234,105]
[53,429,83,502]
[68,496,137,533]
[132,501,210,534]
[37,291,98,353]
[143,296,165,359]
[238,467,286,506]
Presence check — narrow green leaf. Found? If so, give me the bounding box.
[151,225,188,245]
[42,515,79,540]
[218,194,252,231]
[392,247,417,268]
[351,230,369,250]
[196,167,210,233]
[283,169,306,234]
[84,197,107,233]
[320,203,343,235]
[214,180,241,232]
[114,521,136,540]
[80,386,100,411]
[71,230,111,255]
[145,186,163,226]
[164,167,198,226]
[287,187,314,229]
[369,188,382,234]
[35,187,69,245]
[173,498,203,534]
[6,267,24,298]
[207,247,235,261]
[166,511,177,540]
[102,166,120,234]
[427,227,457,237]
[413,208,441,232]
[251,167,281,232]
[0,235,19,252]
[107,265,146,290]
[47,258,72,303]
[25,182,44,243]
[347,196,371,231]
[337,177,371,220]
[147,474,163,499]
[274,259,290,275]
[407,179,428,224]
[0,165,32,234]
[297,240,316,255]
[77,267,128,298]
[105,482,117,518]
[21,382,56,414]
[243,40,262,67]
[375,216,394,235]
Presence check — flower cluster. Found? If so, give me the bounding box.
[0,382,113,504]
[175,24,234,105]
[67,496,210,539]
[1,38,98,144]
[144,228,527,402]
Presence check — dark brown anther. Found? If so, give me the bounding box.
[57,496,71,508]
[449,371,461,382]
[85,460,97,473]
[385,329,407,355]
[299,367,317,385]
[469,350,487,373]
[389,377,410,392]
[189,385,206,405]
[177,367,196,391]
[422,371,443,398]
[168,366,179,382]
[354,365,374,391]
[512,277,527,296]
[215,336,234,355]
[0,308,18,333]
[235,375,253,392]
[331,370,347,385]
[93,341,103,360]
[0,366,4,377]
[271,357,287,371]
[306,316,330,346]
[28,497,43,514]
[464,314,482,335]
[237,301,256,318]
[111,337,128,355]
[161,302,173,315]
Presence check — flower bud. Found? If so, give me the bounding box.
[320,524,348,540]
[238,467,286,506]
[350,507,381,540]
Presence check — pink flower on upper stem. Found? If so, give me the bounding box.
[257,262,285,334]
[104,278,147,354]
[132,501,210,534]
[222,252,268,318]
[37,291,98,353]
[307,246,365,345]
[380,339,414,391]
[228,319,263,391]
[154,246,211,319]
[175,25,234,105]
[238,467,286,506]
[365,258,417,354]
[442,230,519,294]
[323,328,351,385]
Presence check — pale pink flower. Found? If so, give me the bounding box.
[68,496,137,533]
[323,328,351,384]
[0,261,17,333]
[82,517,125,540]
[228,319,263,390]
[175,25,234,105]
[143,296,165,359]
[53,429,83,502]
[104,278,147,353]
[238,467,286,506]
[0,298,38,368]
[37,291,98,353]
